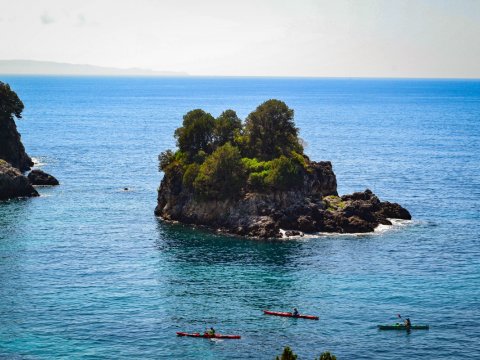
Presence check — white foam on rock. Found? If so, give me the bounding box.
[280,218,413,239]
[31,157,46,167]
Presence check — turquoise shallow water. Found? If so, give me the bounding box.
[0,77,479,359]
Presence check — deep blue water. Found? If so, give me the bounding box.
[0,76,479,359]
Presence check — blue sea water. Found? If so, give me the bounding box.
[0,76,479,359]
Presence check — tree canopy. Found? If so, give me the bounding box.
[160,100,308,200]
[244,99,302,160]
[0,82,24,121]
[174,109,216,158]
[213,109,242,147]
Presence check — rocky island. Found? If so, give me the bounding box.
[155,100,411,238]
[0,81,58,200]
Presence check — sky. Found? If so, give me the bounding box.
[0,0,479,78]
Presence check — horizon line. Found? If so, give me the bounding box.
[1,73,479,81]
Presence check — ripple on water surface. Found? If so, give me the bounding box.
[0,77,479,359]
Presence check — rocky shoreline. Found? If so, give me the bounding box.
[155,100,411,239]
[155,159,411,238]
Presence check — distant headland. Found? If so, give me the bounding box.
[0,60,188,77]
[155,100,411,238]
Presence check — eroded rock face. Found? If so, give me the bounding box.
[0,160,38,200]
[0,116,33,172]
[155,161,411,238]
[28,169,59,186]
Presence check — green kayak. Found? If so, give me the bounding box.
[378,323,429,330]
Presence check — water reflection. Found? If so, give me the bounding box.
[153,220,320,314]
[154,219,305,267]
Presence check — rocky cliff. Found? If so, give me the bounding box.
[155,160,411,238]
[0,108,33,172]
[0,160,38,200]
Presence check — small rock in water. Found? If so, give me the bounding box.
[28,169,59,186]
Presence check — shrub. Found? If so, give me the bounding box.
[247,170,269,191]
[316,351,337,360]
[182,163,200,189]
[193,143,245,200]
[158,150,175,171]
[264,155,304,190]
[275,346,298,360]
[241,157,269,173]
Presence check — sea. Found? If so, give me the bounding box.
[0,76,479,359]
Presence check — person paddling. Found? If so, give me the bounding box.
[205,327,215,336]
[398,314,412,329]
[292,308,299,317]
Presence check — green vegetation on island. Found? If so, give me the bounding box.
[156,99,411,238]
[159,99,307,200]
[0,81,24,121]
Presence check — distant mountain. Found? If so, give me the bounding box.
[0,60,188,76]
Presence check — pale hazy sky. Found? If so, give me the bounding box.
[0,0,479,77]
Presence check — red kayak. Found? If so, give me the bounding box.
[176,332,241,339]
[263,310,319,320]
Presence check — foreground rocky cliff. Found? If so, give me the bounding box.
[155,100,411,238]
[0,115,34,172]
[0,81,58,200]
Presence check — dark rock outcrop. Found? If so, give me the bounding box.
[28,169,59,186]
[0,116,33,172]
[155,159,411,238]
[0,160,38,200]
[0,81,58,199]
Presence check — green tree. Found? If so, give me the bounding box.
[275,346,298,360]
[193,143,245,200]
[174,109,215,158]
[158,150,175,171]
[213,109,242,148]
[316,351,337,360]
[0,82,24,121]
[265,155,304,190]
[244,99,302,160]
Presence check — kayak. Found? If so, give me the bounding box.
[378,323,429,330]
[176,332,241,339]
[263,310,319,320]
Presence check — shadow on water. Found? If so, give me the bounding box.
[154,219,306,268]
[152,220,325,314]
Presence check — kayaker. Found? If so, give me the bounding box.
[293,308,299,317]
[404,318,411,329]
[205,327,215,336]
